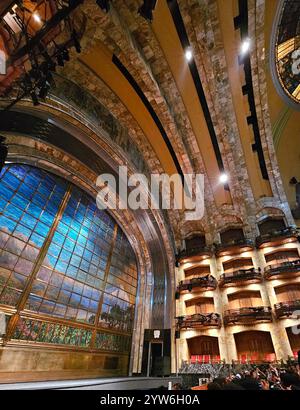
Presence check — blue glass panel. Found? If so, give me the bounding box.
[4,204,23,221]
[8,165,27,180]
[30,233,45,248]
[18,183,35,201]
[52,231,65,246]
[27,202,42,219]
[1,171,21,189]
[0,215,17,232]
[40,211,55,227]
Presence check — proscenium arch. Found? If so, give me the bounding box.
[0,108,176,372]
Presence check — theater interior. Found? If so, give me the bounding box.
[0,0,300,391]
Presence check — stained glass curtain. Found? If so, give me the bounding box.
[0,164,137,353]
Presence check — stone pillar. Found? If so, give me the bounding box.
[270,323,293,361]
[218,328,229,362]
[225,331,238,362]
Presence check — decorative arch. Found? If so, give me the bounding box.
[234,330,276,363]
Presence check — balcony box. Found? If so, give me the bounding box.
[256,227,298,248]
[177,275,217,294]
[264,259,300,280]
[223,306,272,326]
[215,239,254,257]
[219,268,262,287]
[274,300,300,319]
[176,313,221,329]
[176,246,213,264]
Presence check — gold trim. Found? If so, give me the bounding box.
[90,224,118,348]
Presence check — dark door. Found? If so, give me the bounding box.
[150,342,163,376]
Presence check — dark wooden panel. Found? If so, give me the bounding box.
[187,336,220,356]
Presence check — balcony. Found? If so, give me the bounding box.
[176,313,221,329]
[223,306,272,326]
[177,275,217,293]
[215,238,254,257]
[264,259,300,280]
[256,227,298,248]
[176,246,213,264]
[274,300,300,319]
[219,268,262,287]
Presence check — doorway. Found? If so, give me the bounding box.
[148,342,163,376]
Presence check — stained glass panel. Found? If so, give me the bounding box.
[0,165,67,307]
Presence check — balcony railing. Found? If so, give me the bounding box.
[274,300,300,319]
[176,313,221,329]
[256,227,298,248]
[223,306,272,325]
[264,259,300,279]
[215,238,254,256]
[219,268,262,287]
[177,246,213,263]
[177,275,217,293]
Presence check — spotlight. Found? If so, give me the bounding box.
[185,47,193,62]
[0,136,8,173]
[72,30,81,54]
[138,0,157,22]
[33,13,42,24]
[219,173,229,184]
[30,90,39,106]
[96,0,110,13]
[240,38,251,55]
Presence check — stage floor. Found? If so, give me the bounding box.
[0,376,182,390]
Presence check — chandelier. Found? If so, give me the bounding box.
[0,0,86,110]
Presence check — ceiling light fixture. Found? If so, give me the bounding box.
[240,38,251,55]
[219,173,229,184]
[33,13,42,24]
[185,48,193,62]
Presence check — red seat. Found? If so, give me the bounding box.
[240,354,247,364]
[265,353,276,362]
[190,355,197,364]
[203,355,210,363]
[250,353,258,363]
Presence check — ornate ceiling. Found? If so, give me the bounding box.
[0,0,296,248]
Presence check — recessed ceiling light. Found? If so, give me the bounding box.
[185,48,193,62]
[241,38,251,54]
[33,13,41,24]
[219,173,229,184]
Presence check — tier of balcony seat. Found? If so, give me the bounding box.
[219,268,262,287]
[177,275,217,293]
[177,246,213,263]
[264,259,300,279]
[223,306,272,326]
[176,313,221,329]
[215,238,254,256]
[274,300,300,319]
[256,227,298,248]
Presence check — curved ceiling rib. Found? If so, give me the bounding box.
[78,42,179,177]
[151,0,231,207]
